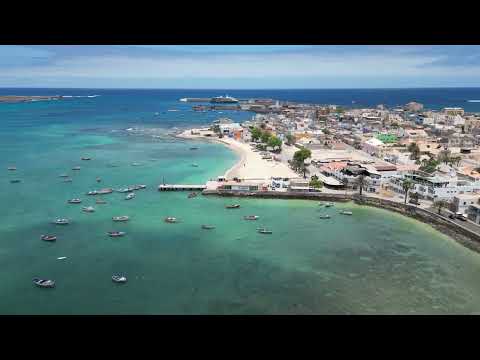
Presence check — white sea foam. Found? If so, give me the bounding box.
[467,100,480,102]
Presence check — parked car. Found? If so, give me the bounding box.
[409,199,420,205]
[455,212,468,221]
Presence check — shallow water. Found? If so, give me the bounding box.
[2,90,480,314]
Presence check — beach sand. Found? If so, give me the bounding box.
[178,129,299,180]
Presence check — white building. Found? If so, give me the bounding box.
[452,194,479,214]
[362,137,386,157]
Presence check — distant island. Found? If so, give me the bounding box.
[0,95,62,103]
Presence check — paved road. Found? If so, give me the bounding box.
[426,207,480,235]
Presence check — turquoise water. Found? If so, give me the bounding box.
[2,91,480,314]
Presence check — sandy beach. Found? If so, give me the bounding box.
[177,129,299,180]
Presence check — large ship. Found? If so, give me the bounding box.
[210,95,239,104]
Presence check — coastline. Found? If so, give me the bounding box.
[177,129,298,180]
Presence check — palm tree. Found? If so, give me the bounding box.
[355,175,367,196]
[402,179,414,204]
[433,199,450,215]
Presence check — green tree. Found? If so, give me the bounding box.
[409,191,419,204]
[433,199,449,215]
[402,179,414,204]
[260,131,271,143]
[309,175,323,189]
[408,142,421,160]
[285,134,295,146]
[251,127,262,142]
[420,157,440,173]
[267,136,282,151]
[292,148,312,178]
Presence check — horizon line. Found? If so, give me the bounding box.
[1,86,480,90]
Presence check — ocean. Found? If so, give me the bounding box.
[2,88,480,314]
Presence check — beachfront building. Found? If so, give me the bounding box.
[468,204,480,224]
[217,180,263,192]
[452,194,480,215]
[405,102,424,112]
[443,107,465,116]
[219,123,243,137]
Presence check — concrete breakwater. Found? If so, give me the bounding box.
[203,190,480,253]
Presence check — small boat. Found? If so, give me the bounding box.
[7,166,16,171]
[340,210,353,216]
[257,228,273,234]
[33,278,55,288]
[96,177,102,183]
[188,192,197,198]
[117,188,133,193]
[108,231,126,237]
[136,184,147,189]
[325,202,334,208]
[10,179,21,183]
[68,198,82,204]
[125,193,135,200]
[81,157,91,161]
[59,174,69,178]
[319,214,331,219]
[41,235,57,241]
[53,218,70,225]
[86,190,98,195]
[82,206,95,213]
[226,204,240,209]
[201,224,215,230]
[131,162,141,166]
[113,216,129,222]
[63,178,73,183]
[96,198,107,204]
[191,163,199,167]
[112,275,127,283]
[244,215,259,220]
[164,217,177,223]
[57,257,67,260]
[189,147,199,150]
[72,166,81,170]
[98,188,113,194]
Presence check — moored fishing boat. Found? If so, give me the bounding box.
[244,215,259,220]
[82,206,95,213]
[117,187,134,193]
[10,179,21,183]
[319,214,331,219]
[98,188,113,194]
[226,204,240,209]
[112,275,127,283]
[72,166,81,170]
[41,235,57,241]
[257,227,273,234]
[108,231,126,237]
[188,192,197,198]
[189,147,199,150]
[59,174,69,178]
[340,210,352,215]
[63,178,73,182]
[53,218,70,225]
[201,224,215,230]
[191,163,199,167]
[68,198,82,204]
[96,177,102,183]
[164,217,177,223]
[125,193,135,200]
[86,190,98,195]
[33,278,55,288]
[81,157,91,161]
[325,202,334,207]
[7,166,16,171]
[112,216,129,222]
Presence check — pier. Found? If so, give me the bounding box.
[158,184,207,191]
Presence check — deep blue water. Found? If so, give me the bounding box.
[1,88,480,112]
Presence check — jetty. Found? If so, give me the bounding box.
[158,184,207,191]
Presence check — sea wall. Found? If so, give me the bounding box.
[203,190,480,253]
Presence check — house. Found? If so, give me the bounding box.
[219,123,242,135]
[452,194,479,215]
[468,204,480,224]
[405,102,424,112]
[362,137,386,157]
[443,107,465,116]
[217,180,262,192]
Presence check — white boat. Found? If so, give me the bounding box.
[340,210,352,215]
[325,202,334,207]
[7,166,16,171]
[41,235,57,241]
[10,179,21,183]
[97,188,113,194]
[319,214,331,219]
[112,275,127,283]
[57,257,67,260]
[244,215,259,220]
[53,218,70,225]
[59,174,69,178]
[257,228,273,234]
[165,217,177,223]
[201,224,215,230]
[82,206,95,213]
[131,162,142,166]
[117,188,133,193]
[72,166,81,170]
[68,198,82,204]
[191,163,199,167]
[226,204,240,209]
[63,178,73,182]
[33,278,55,288]
[81,157,91,161]
[108,231,126,237]
[113,216,129,222]
[86,190,98,195]
[125,193,135,200]
[180,98,188,102]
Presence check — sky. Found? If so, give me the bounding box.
[1,45,480,89]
